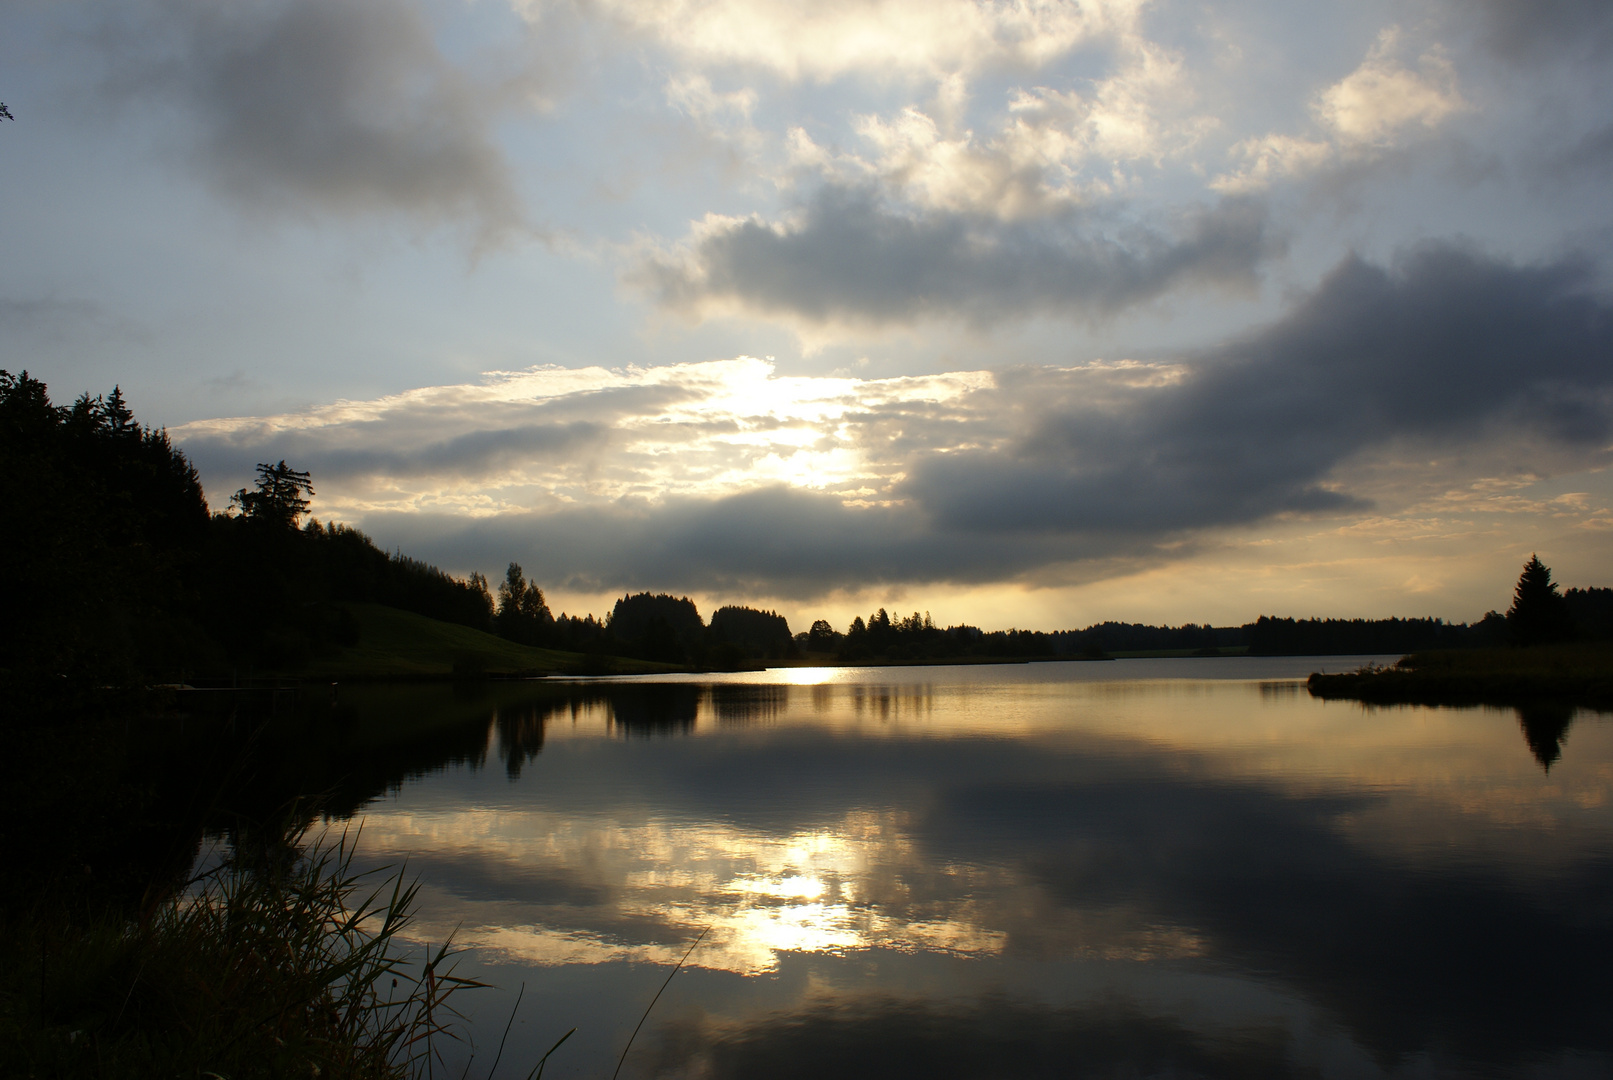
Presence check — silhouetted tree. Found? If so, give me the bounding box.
[495,562,552,646]
[1563,586,1613,640]
[806,618,840,652]
[1506,555,1576,646]
[231,460,314,528]
[710,605,793,658]
[608,593,704,662]
[104,385,134,436]
[1,370,211,695]
[551,612,607,652]
[468,571,494,624]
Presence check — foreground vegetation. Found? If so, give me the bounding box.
[3,829,479,1080]
[0,695,552,1080]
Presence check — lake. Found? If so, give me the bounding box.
[274,658,1613,1079]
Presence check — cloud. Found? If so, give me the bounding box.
[812,40,1213,221]
[1555,121,1613,178]
[519,0,1140,83]
[361,486,1084,598]
[172,245,1613,597]
[1469,0,1613,63]
[637,186,1273,327]
[1214,27,1465,192]
[341,696,1613,1066]
[1315,29,1464,147]
[177,367,707,504]
[905,244,1613,535]
[101,0,524,232]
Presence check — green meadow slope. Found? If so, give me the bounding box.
[295,603,675,680]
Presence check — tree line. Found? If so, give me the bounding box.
[790,571,1612,662]
[0,372,811,692]
[488,572,796,668]
[1,372,505,701]
[7,369,1608,705]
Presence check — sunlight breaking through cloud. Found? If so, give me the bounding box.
[173,356,997,517]
[516,0,1142,83]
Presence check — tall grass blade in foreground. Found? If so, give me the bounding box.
[610,926,709,1080]
[5,824,486,1079]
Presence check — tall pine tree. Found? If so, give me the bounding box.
[1506,554,1576,646]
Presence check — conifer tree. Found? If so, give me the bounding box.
[1506,554,1576,646]
[231,460,314,528]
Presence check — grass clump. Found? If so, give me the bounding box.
[2,827,481,1080]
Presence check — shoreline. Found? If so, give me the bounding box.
[1306,643,1613,711]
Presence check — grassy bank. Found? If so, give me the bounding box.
[283,603,677,681]
[1306,642,1613,709]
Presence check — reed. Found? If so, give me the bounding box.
[3,826,483,1079]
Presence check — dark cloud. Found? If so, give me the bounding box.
[354,245,1613,594]
[906,244,1613,534]
[0,296,117,350]
[181,381,698,485]
[104,0,521,230]
[1556,122,1613,177]
[641,185,1275,326]
[362,485,1093,598]
[188,246,1613,597]
[185,419,609,484]
[1469,0,1613,62]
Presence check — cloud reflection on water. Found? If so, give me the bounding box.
[312,672,1613,1073]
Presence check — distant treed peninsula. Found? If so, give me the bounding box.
[6,370,1613,704]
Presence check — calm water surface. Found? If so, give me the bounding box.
[290,659,1613,1078]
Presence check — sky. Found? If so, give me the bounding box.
[3,0,1612,632]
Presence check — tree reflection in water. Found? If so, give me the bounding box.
[156,672,1613,1078]
[1515,704,1576,772]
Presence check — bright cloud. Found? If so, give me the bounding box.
[835,40,1210,219]
[173,356,997,517]
[1317,28,1465,146]
[520,0,1141,82]
[171,246,1613,603]
[1214,26,1466,192]
[9,0,1613,625]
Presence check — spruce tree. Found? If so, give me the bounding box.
[231,460,313,528]
[1506,554,1575,646]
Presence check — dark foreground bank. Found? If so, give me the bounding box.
[0,701,492,1080]
[1307,642,1613,710]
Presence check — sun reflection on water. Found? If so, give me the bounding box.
[344,675,1613,991]
[360,806,1039,976]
